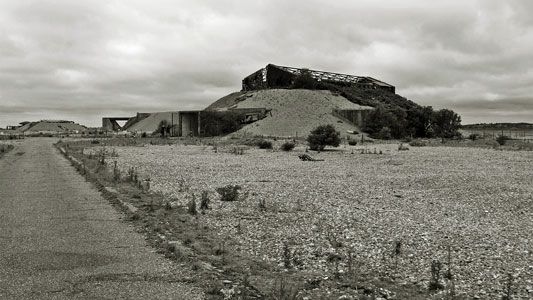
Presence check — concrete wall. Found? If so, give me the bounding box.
[178,112,201,137]
[332,109,372,127]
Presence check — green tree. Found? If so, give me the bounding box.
[433,109,461,138]
[307,124,341,151]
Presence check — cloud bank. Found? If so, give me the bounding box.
[1,0,532,127]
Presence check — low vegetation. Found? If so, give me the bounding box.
[307,124,341,151]
[281,141,296,151]
[289,71,463,140]
[0,144,14,159]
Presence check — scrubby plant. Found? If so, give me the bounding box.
[112,161,121,182]
[496,135,509,146]
[409,140,426,147]
[216,185,242,202]
[200,191,210,211]
[398,143,409,151]
[257,139,273,149]
[230,146,245,155]
[281,141,296,151]
[187,196,197,215]
[307,124,341,151]
[269,275,301,300]
[348,139,357,146]
[468,133,480,141]
[377,126,393,140]
[428,260,444,291]
[502,273,514,300]
[392,240,402,276]
[258,198,267,210]
[283,242,291,269]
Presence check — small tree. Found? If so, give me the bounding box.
[307,124,341,151]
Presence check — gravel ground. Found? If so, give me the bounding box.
[107,143,533,299]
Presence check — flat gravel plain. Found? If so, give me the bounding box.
[110,143,533,299]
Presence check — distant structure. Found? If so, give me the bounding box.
[102,111,203,137]
[242,64,395,93]
[7,120,88,135]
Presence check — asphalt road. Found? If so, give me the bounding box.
[0,138,203,300]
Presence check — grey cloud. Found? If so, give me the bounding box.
[1,0,532,127]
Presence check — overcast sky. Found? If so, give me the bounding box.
[1,0,532,127]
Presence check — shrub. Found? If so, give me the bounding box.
[187,196,197,215]
[307,124,341,151]
[141,132,147,138]
[257,139,273,149]
[281,141,295,151]
[348,139,357,146]
[200,191,210,211]
[428,260,444,292]
[496,135,509,146]
[377,126,392,140]
[216,185,242,201]
[409,140,426,147]
[468,133,479,141]
[398,143,409,151]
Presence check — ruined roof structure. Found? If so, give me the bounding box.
[242,64,395,93]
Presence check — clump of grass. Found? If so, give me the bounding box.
[502,273,514,300]
[409,140,426,147]
[187,195,197,215]
[257,139,273,149]
[199,190,210,211]
[0,144,14,155]
[230,146,245,155]
[392,240,402,276]
[398,143,410,151]
[283,242,292,269]
[269,275,301,300]
[216,185,245,202]
[177,176,190,192]
[281,141,296,151]
[112,161,121,182]
[428,260,444,292]
[127,167,139,184]
[258,198,266,211]
[468,133,480,141]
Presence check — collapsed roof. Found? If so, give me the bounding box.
[242,64,395,93]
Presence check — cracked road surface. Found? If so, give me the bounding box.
[0,138,204,300]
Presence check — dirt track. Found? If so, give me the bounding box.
[0,138,203,300]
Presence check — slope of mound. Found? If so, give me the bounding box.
[125,112,178,133]
[214,89,372,137]
[206,91,246,111]
[24,121,87,132]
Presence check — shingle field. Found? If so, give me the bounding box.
[106,143,533,299]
